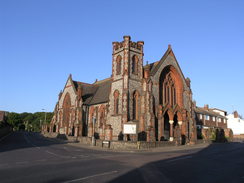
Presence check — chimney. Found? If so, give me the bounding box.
[233,111,239,118]
[204,104,209,110]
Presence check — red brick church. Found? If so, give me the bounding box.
[47,36,196,143]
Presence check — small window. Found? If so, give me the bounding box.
[114,90,120,115]
[132,55,139,75]
[205,115,209,120]
[199,114,202,120]
[116,55,122,75]
[212,116,215,121]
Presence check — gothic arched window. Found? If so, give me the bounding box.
[132,55,139,75]
[99,106,105,128]
[133,91,139,120]
[116,55,122,75]
[114,90,120,115]
[62,93,71,126]
[162,74,176,107]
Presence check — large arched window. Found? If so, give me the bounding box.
[132,55,139,75]
[159,65,184,108]
[116,55,122,75]
[99,106,105,128]
[161,73,176,107]
[133,91,139,120]
[113,90,120,115]
[62,93,71,126]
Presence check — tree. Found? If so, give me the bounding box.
[6,112,53,132]
[7,113,23,130]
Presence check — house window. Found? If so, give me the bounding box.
[212,116,215,121]
[114,90,120,115]
[205,115,209,120]
[199,114,202,120]
[116,55,122,75]
[218,118,222,122]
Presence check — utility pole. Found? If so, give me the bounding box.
[42,109,47,124]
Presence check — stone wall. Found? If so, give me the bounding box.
[94,140,176,150]
[201,128,233,142]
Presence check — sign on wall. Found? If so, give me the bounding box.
[123,123,137,134]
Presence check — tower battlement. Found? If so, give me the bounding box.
[112,36,144,52]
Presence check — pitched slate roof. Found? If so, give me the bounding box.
[73,78,112,105]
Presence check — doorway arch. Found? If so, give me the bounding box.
[163,112,170,140]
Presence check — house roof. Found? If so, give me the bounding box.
[195,107,227,119]
[73,78,112,105]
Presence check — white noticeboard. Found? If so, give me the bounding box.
[123,123,137,134]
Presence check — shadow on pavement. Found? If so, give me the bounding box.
[0,131,67,153]
[108,142,244,183]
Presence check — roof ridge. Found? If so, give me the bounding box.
[94,77,112,85]
[196,107,226,117]
[73,80,93,86]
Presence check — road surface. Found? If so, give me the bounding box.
[0,132,244,183]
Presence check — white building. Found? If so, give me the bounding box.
[227,111,244,135]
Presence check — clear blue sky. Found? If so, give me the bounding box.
[0,0,243,116]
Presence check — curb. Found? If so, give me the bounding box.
[41,133,211,153]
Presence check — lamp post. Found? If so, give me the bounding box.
[41,109,47,132]
[91,116,96,146]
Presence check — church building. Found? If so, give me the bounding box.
[48,36,196,143]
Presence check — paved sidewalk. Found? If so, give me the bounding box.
[41,133,211,153]
[68,141,211,153]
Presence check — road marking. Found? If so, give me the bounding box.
[62,170,118,183]
[77,154,89,157]
[16,161,28,165]
[23,134,40,149]
[35,159,47,162]
[166,156,192,163]
[45,150,71,159]
[0,132,12,142]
